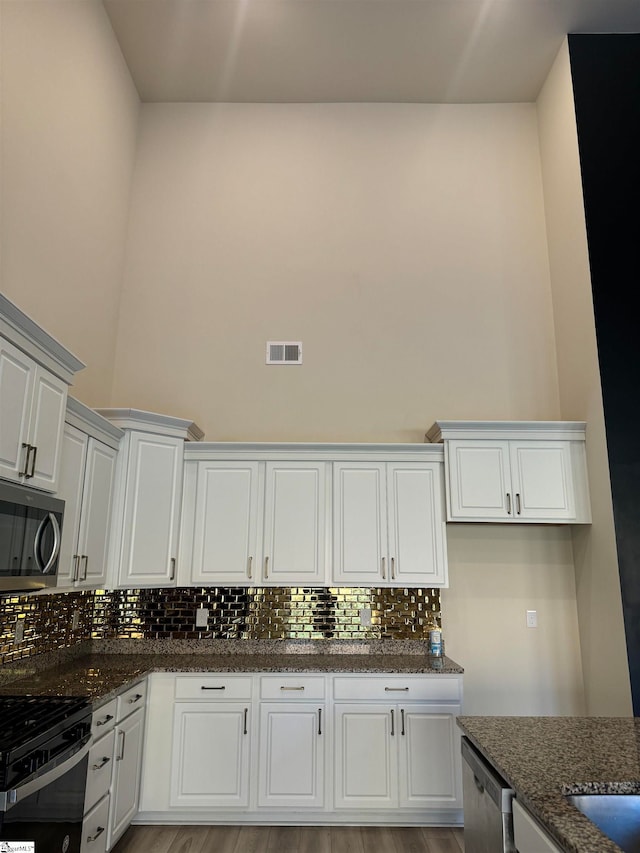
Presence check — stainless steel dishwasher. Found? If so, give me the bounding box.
[461,736,516,853]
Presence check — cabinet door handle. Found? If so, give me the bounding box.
[264,556,269,578]
[516,493,521,515]
[28,445,37,479]
[169,557,176,581]
[19,443,31,477]
[117,730,126,760]
[73,555,80,582]
[128,693,143,704]
[506,493,512,515]
[390,709,395,736]
[248,556,253,579]
[81,555,88,581]
[87,826,105,843]
[381,557,386,579]
[244,707,248,735]
[95,714,113,727]
[318,708,322,736]
[384,687,409,692]
[201,685,225,690]
[401,708,405,736]
[92,756,111,771]
[391,557,395,580]
[280,686,304,691]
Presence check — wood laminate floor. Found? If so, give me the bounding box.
[112,825,465,853]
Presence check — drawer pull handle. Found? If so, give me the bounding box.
[95,714,114,727]
[92,756,111,770]
[318,708,322,736]
[390,708,395,736]
[244,707,248,735]
[280,686,305,691]
[201,685,226,690]
[384,687,409,692]
[128,693,143,703]
[87,826,105,843]
[401,708,405,736]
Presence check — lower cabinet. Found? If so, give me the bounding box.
[139,671,462,824]
[83,680,147,853]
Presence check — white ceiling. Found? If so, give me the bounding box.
[103,0,640,103]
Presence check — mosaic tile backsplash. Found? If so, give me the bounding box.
[1,587,441,665]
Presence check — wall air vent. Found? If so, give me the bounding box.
[266,341,303,365]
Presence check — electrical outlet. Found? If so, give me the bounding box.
[195,607,209,628]
[14,619,25,644]
[526,610,538,628]
[359,608,372,626]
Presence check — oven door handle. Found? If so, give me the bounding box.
[33,512,61,575]
[0,736,90,812]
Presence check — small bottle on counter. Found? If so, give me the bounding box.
[429,627,443,658]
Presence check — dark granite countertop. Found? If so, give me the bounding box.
[0,651,463,709]
[458,715,640,853]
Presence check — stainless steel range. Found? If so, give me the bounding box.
[0,695,91,852]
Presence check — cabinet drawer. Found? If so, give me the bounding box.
[260,675,326,700]
[175,675,253,700]
[116,680,147,720]
[91,699,117,739]
[85,729,115,813]
[333,675,461,702]
[81,793,110,853]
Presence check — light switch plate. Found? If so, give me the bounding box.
[526,610,538,628]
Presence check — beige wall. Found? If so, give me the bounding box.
[536,41,632,715]
[113,102,560,442]
[0,0,140,404]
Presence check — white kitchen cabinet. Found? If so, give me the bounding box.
[333,461,448,586]
[170,675,252,809]
[108,681,147,850]
[57,422,118,588]
[185,456,328,586]
[0,337,68,492]
[81,794,110,853]
[333,675,463,815]
[257,675,326,809]
[334,703,398,809]
[0,296,84,493]
[513,799,563,853]
[427,421,591,524]
[98,410,203,589]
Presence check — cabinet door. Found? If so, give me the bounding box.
[387,463,448,586]
[170,702,250,808]
[26,366,67,492]
[334,704,397,809]
[0,338,34,483]
[262,463,327,584]
[398,704,462,809]
[119,433,183,587]
[109,708,144,848]
[446,441,511,520]
[258,704,324,809]
[56,425,88,586]
[333,463,388,585]
[76,440,117,588]
[191,462,260,584]
[509,441,576,521]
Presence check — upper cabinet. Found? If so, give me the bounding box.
[426,421,591,524]
[57,398,122,589]
[333,461,448,587]
[181,443,447,588]
[0,295,84,493]
[98,409,204,588]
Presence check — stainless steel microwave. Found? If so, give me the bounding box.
[0,481,64,592]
